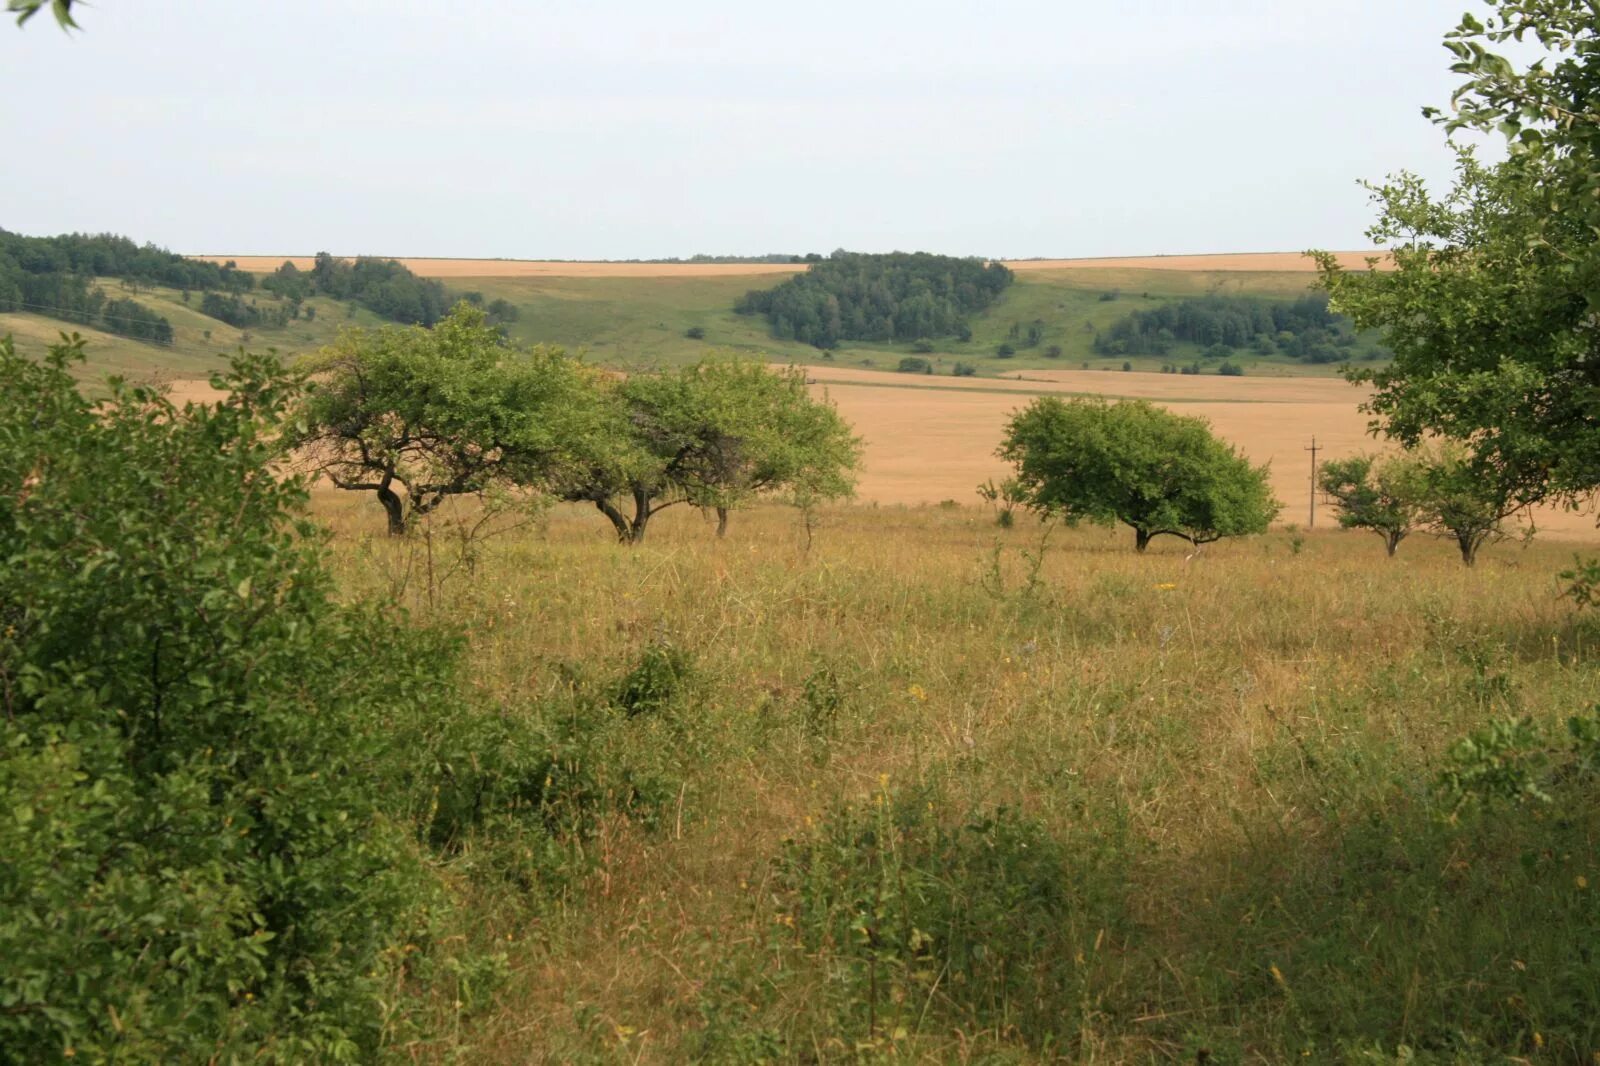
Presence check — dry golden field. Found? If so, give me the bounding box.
[801,366,1599,540]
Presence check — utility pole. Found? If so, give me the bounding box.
[1305,436,1321,528]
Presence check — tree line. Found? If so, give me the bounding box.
[262,253,456,326]
[0,229,257,344]
[735,251,1013,349]
[1092,292,1387,363]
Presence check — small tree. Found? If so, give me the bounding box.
[1414,444,1524,566]
[295,303,601,535]
[1000,397,1279,551]
[1319,452,1428,557]
[560,360,860,542]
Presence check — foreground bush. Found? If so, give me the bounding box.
[0,337,462,1059]
[0,335,680,1059]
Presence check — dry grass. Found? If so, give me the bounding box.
[313,493,1600,1062]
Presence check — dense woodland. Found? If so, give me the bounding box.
[1,230,474,342]
[735,251,1013,348]
[0,229,255,344]
[1092,292,1387,362]
[262,253,456,326]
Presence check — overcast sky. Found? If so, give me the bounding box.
[1,1,1484,260]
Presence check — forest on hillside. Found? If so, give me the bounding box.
[735,251,1013,348]
[0,229,255,344]
[0,229,488,340]
[1092,292,1389,363]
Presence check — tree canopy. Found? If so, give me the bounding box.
[1319,452,1429,557]
[735,251,1013,349]
[1092,292,1382,363]
[1314,0,1600,508]
[999,397,1279,551]
[264,253,455,326]
[557,360,860,542]
[294,303,605,534]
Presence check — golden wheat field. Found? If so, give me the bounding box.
[798,366,1599,540]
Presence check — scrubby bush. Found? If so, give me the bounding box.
[1218,360,1244,376]
[613,641,696,718]
[910,338,934,354]
[896,356,933,374]
[764,786,1124,1049]
[0,336,647,1059]
[995,342,1016,358]
[685,325,706,340]
[951,361,976,377]
[0,338,453,1060]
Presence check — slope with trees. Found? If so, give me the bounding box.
[735,251,1013,349]
[1092,292,1386,364]
[263,253,454,326]
[999,397,1279,551]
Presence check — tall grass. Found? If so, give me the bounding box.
[316,494,1600,1062]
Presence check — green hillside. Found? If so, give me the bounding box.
[2,280,387,385]
[3,262,1374,383]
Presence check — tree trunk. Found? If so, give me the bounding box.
[1458,531,1478,566]
[716,507,729,538]
[1385,531,1401,557]
[629,488,652,543]
[377,481,407,536]
[1134,528,1152,553]
[594,499,634,543]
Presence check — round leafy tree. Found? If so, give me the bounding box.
[999,397,1279,551]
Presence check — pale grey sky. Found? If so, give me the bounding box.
[2,1,1482,260]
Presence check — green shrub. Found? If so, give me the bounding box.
[896,356,933,374]
[995,342,1016,358]
[767,786,1122,1049]
[613,641,695,718]
[0,338,451,1060]
[1218,360,1244,376]
[951,361,976,377]
[910,338,934,354]
[685,325,706,340]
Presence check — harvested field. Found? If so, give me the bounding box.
[193,256,809,278]
[1008,250,1386,273]
[193,251,1384,279]
[802,366,1598,540]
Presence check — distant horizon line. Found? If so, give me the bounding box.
[186,248,1382,264]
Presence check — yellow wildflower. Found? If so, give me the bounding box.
[906,684,928,701]
[1578,875,1589,890]
[1154,582,1177,591]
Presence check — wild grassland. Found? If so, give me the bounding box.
[313,493,1600,1063]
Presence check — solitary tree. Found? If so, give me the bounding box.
[1314,0,1600,512]
[999,397,1279,551]
[294,303,603,535]
[1318,452,1429,557]
[559,360,860,543]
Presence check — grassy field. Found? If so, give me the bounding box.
[310,491,1600,1062]
[462,266,1374,376]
